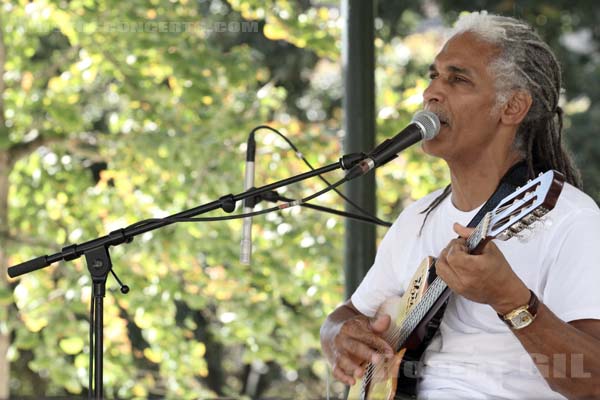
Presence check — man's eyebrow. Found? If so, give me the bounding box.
[428,64,474,77]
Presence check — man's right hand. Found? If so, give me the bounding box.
[320,302,394,386]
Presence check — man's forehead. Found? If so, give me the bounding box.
[430,33,499,76]
[441,31,498,53]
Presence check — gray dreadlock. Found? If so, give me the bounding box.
[419,12,582,232]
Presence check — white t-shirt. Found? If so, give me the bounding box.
[351,182,600,399]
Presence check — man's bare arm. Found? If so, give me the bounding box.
[512,307,600,398]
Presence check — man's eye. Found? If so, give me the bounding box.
[451,76,468,83]
[429,73,438,80]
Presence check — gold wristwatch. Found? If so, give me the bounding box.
[498,290,539,330]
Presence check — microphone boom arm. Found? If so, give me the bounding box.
[8,153,369,278]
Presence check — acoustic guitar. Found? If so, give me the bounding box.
[347,170,565,400]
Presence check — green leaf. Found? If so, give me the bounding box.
[59,337,84,355]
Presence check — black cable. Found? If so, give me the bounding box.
[249,125,392,227]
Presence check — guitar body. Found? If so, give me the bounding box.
[347,256,440,400]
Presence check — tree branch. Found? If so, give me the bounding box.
[2,231,57,249]
[37,45,81,87]
[7,135,64,168]
[8,133,105,168]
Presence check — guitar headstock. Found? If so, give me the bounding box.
[487,170,565,241]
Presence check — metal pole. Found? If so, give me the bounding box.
[341,0,377,298]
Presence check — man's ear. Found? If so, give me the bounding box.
[501,90,533,126]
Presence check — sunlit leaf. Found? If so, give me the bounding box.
[59,337,84,355]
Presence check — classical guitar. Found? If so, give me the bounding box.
[347,170,565,400]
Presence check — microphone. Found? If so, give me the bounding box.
[240,132,256,265]
[346,110,440,180]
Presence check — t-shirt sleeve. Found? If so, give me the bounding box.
[351,218,405,317]
[542,208,600,322]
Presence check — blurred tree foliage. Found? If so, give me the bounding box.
[0,0,596,399]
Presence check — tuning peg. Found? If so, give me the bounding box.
[496,230,512,241]
[509,221,526,233]
[521,214,537,225]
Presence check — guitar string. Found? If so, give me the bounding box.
[359,280,445,393]
[358,211,493,388]
[359,209,520,388]
[359,277,447,389]
[360,216,483,387]
[358,212,492,390]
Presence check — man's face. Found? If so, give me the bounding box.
[422,32,503,162]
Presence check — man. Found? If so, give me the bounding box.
[321,12,600,399]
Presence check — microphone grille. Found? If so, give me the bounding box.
[411,110,441,140]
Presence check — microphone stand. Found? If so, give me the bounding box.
[7,152,370,399]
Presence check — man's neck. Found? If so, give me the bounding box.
[448,153,523,211]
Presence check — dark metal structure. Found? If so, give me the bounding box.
[342,0,377,297]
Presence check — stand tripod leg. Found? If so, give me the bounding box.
[94,286,104,399]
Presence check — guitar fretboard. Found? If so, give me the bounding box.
[392,275,447,349]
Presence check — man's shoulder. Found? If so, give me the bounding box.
[554,183,600,216]
[546,182,600,231]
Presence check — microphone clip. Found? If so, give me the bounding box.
[242,190,261,209]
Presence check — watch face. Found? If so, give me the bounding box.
[510,311,533,328]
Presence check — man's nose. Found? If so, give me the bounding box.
[423,79,444,105]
